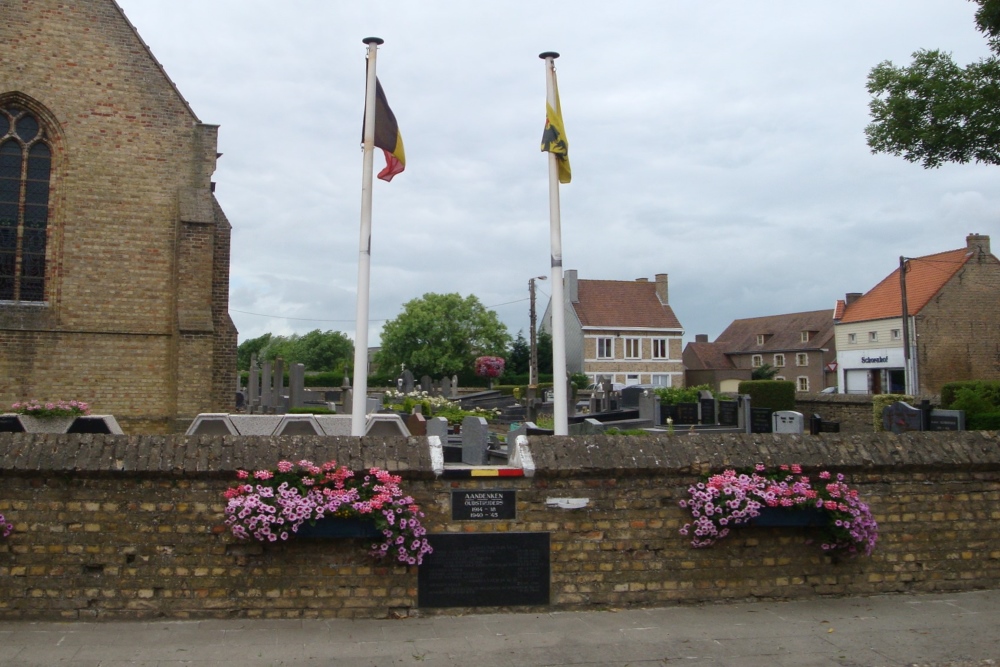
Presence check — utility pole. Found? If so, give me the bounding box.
[528,275,547,394]
[899,256,912,395]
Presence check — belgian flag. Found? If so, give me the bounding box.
[367,78,406,181]
[540,74,571,184]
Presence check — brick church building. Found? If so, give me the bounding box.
[1,0,237,432]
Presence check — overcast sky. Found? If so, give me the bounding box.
[117,0,999,347]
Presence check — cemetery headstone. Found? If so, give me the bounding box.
[772,410,804,435]
[426,416,449,439]
[440,376,452,399]
[620,385,645,409]
[461,416,490,465]
[698,390,716,425]
[401,369,415,394]
[421,375,433,395]
[750,407,773,433]
[289,363,305,410]
[674,403,699,425]
[718,400,739,427]
[882,401,923,434]
[928,408,965,431]
[638,391,658,424]
[407,411,427,436]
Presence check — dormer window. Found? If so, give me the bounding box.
[801,331,811,343]
[756,334,765,346]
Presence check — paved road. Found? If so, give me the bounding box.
[0,590,997,666]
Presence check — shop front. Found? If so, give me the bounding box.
[837,348,906,395]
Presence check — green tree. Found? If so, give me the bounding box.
[537,330,553,374]
[237,333,272,371]
[507,331,530,375]
[752,363,779,380]
[375,293,511,378]
[866,0,1000,167]
[237,330,354,373]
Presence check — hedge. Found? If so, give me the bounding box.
[941,381,1000,409]
[736,380,795,411]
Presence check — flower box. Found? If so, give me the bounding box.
[295,517,382,539]
[750,507,827,527]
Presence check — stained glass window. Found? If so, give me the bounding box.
[0,105,50,302]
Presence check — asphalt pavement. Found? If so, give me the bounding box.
[0,589,997,666]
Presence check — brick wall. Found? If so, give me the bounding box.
[1,431,999,620]
[794,393,876,433]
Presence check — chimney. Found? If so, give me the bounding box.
[566,269,578,303]
[967,233,990,256]
[845,292,862,306]
[655,273,669,304]
[695,334,709,343]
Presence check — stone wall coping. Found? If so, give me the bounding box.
[1,431,997,477]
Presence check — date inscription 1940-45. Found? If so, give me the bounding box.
[451,490,516,521]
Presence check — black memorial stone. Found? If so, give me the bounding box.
[452,490,516,521]
[928,409,963,431]
[674,403,699,425]
[750,408,773,433]
[699,398,716,425]
[882,401,923,434]
[718,401,739,427]
[418,532,550,608]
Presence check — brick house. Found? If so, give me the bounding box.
[834,234,999,395]
[1,0,237,432]
[541,271,685,387]
[685,309,837,393]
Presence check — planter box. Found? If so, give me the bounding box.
[751,506,828,527]
[295,517,382,539]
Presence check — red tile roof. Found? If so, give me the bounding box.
[683,341,736,370]
[839,248,972,323]
[714,309,835,353]
[574,280,683,330]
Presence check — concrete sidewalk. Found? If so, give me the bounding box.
[0,590,997,666]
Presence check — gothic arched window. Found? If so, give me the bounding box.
[0,104,51,302]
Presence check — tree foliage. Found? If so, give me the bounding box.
[506,331,530,376]
[866,0,1000,168]
[375,293,511,379]
[236,330,354,373]
[751,362,779,380]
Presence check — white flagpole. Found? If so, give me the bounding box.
[351,36,383,436]
[540,51,569,436]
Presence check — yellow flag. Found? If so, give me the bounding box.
[540,73,571,184]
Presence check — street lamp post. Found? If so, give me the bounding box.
[528,275,547,398]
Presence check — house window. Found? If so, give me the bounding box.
[756,334,765,346]
[596,337,613,359]
[651,374,671,387]
[652,338,668,359]
[869,331,878,342]
[773,353,785,367]
[796,353,808,367]
[848,333,857,344]
[891,329,901,340]
[801,331,810,343]
[797,376,809,392]
[624,338,641,359]
[1,104,51,302]
[625,373,640,386]
[751,354,763,368]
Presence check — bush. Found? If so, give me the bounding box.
[287,406,336,415]
[967,412,1000,431]
[941,381,1000,410]
[737,381,795,411]
[655,384,713,405]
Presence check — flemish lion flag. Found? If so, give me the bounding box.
[540,72,571,184]
[364,77,406,181]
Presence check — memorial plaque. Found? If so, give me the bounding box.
[660,404,677,425]
[452,490,517,521]
[699,398,716,425]
[674,402,699,425]
[928,408,964,431]
[418,532,550,608]
[718,401,739,426]
[750,408,773,433]
[882,401,923,434]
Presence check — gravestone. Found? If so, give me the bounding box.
[461,416,490,465]
[440,376,452,400]
[718,400,739,427]
[882,401,923,434]
[772,410,804,434]
[420,375,433,394]
[928,408,965,431]
[426,416,449,439]
[407,411,427,436]
[638,391,658,424]
[750,407,773,433]
[620,385,645,409]
[674,403,699,425]
[401,369,415,393]
[288,363,305,409]
[699,390,716,425]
